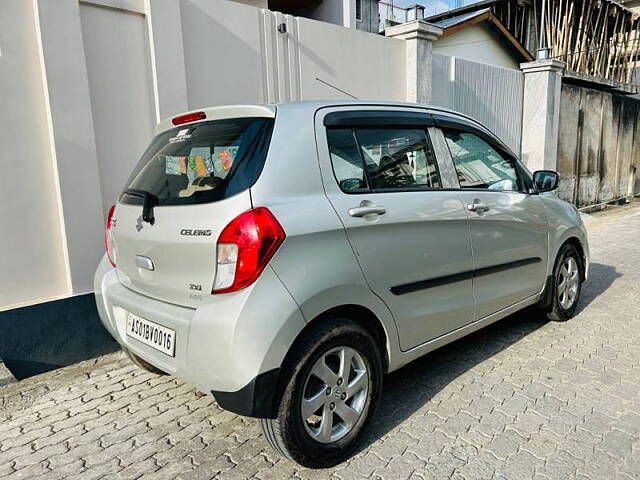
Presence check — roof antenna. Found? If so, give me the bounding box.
[315,77,359,99]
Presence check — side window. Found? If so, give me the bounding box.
[443,130,520,192]
[327,129,368,193]
[355,128,442,190]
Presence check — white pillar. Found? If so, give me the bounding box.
[33,0,105,295]
[520,60,565,172]
[385,20,442,104]
[145,0,189,123]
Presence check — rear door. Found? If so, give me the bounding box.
[435,121,548,320]
[315,107,474,351]
[109,113,274,307]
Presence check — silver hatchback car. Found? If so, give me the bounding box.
[95,101,589,467]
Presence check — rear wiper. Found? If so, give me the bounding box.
[124,189,158,225]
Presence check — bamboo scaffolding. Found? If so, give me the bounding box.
[486,0,639,85]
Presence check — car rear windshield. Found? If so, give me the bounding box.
[120,117,274,206]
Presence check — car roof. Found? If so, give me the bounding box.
[156,100,515,158]
[272,99,476,123]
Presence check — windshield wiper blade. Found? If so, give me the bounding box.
[124,189,158,225]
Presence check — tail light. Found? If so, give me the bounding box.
[172,111,206,126]
[105,205,116,267]
[213,207,285,294]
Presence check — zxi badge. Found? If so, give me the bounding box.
[136,215,144,232]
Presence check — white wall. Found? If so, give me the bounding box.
[0,1,68,309]
[433,23,521,70]
[179,0,406,107]
[180,0,266,109]
[79,3,156,213]
[297,16,406,100]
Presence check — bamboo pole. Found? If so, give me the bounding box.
[627,18,640,84]
[585,0,603,76]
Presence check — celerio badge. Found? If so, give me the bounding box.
[180,229,212,236]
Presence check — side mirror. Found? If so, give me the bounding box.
[533,170,559,193]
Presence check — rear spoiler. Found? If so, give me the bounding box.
[156,105,276,134]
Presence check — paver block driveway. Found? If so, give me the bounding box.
[1,202,639,479]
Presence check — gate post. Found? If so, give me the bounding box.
[386,21,442,104]
[520,60,565,172]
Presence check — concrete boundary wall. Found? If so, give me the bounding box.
[520,60,640,208]
[557,83,640,207]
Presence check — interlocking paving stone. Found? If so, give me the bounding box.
[1,201,640,479]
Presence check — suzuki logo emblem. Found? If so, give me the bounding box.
[135,215,144,232]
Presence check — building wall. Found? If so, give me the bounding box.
[297,0,355,29]
[0,1,69,309]
[355,0,379,33]
[557,83,640,206]
[433,23,521,70]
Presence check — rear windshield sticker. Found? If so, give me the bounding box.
[214,146,239,172]
[164,156,182,175]
[164,154,214,178]
[168,128,192,144]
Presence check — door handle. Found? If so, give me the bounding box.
[467,200,490,213]
[349,205,386,218]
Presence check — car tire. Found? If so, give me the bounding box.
[546,243,584,322]
[260,318,383,468]
[123,347,168,375]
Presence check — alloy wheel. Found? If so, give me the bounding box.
[301,346,369,443]
[558,256,580,310]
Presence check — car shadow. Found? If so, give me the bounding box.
[576,262,621,312]
[354,261,620,453]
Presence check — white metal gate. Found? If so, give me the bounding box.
[432,54,524,154]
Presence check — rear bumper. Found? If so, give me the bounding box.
[94,255,305,417]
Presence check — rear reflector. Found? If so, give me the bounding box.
[212,207,285,294]
[105,205,116,267]
[172,111,206,126]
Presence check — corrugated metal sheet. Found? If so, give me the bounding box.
[431,54,524,154]
[432,8,491,28]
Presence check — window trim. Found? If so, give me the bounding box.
[324,110,435,128]
[326,124,444,195]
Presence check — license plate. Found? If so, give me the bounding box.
[125,312,176,357]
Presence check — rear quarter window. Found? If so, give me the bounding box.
[120,117,273,206]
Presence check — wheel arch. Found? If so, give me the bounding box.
[540,235,588,312]
[563,237,587,279]
[265,302,392,419]
[555,236,587,280]
[282,303,391,376]
[307,304,390,373]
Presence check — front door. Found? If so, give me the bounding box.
[440,127,549,320]
[316,108,474,351]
